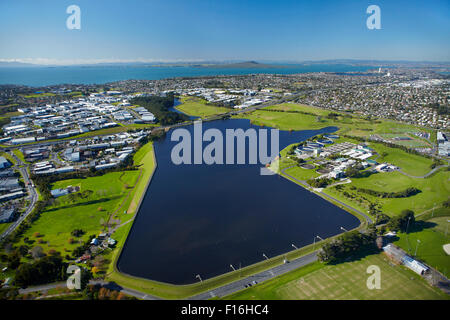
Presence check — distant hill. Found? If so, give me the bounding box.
[199,61,288,69]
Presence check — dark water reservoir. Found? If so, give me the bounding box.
[118,119,360,284]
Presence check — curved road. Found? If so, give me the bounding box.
[396,165,448,179]
[0,152,38,241]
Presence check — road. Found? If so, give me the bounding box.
[0,152,39,241]
[18,280,161,300]
[189,252,318,300]
[396,164,448,179]
[281,165,373,224]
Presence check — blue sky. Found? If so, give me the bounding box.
[0,0,449,64]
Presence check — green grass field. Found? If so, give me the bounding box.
[17,170,140,256]
[223,254,448,300]
[324,169,450,217]
[20,92,56,99]
[368,142,434,176]
[0,222,12,236]
[393,216,450,278]
[126,141,156,214]
[12,149,26,164]
[176,96,230,118]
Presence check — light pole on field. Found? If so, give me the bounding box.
[195,274,202,282]
[340,226,348,232]
[292,244,298,250]
[406,217,411,234]
[230,264,236,272]
[446,220,450,237]
[414,239,421,257]
[262,253,269,260]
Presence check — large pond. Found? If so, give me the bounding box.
[117,119,360,284]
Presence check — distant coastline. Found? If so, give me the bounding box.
[0,63,378,87]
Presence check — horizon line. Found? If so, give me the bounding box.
[1,58,450,67]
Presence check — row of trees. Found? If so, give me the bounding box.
[14,253,67,287]
[356,187,421,199]
[307,177,332,188]
[317,226,378,263]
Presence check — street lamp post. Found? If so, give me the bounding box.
[262,253,269,260]
[340,226,348,232]
[291,244,298,250]
[195,274,202,282]
[406,217,411,234]
[230,264,236,272]
[313,235,323,251]
[414,239,421,257]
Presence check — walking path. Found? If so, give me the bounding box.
[396,165,448,179]
[280,165,373,224]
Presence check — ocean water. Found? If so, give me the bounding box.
[0,64,376,87]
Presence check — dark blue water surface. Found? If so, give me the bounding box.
[117,119,359,284]
[0,64,376,86]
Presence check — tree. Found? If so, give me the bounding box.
[387,209,415,232]
[71,229,85,237]
[15,255,67,287]
[7,250,21,269]
[30,246,45,260]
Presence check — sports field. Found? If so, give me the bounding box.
[393,216,450,278]
[224,254,448,300]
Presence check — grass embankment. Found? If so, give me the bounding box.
[0,151,15,166]
[12,149,26,164]
[223,253,448,300]
[176,96,230,118]
[125,142,156,214]
[0,223,12,236]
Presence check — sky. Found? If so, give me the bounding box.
[0,0,449,64]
